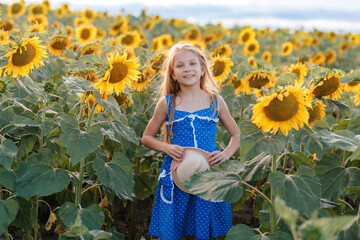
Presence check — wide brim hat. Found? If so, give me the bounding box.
[171,147,210,194]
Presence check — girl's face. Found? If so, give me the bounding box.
[172,50,204,88]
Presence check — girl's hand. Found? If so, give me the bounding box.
[207,150,229,167]
[165,144,185,162]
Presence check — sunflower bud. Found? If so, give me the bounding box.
[44,81,57,94]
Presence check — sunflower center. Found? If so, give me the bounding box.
[151,55,165,71]
[249,74,269,88]
[163,39,168,45]
[81,29,91,40]
[189,29,198,40]
[212,61,225,77]
[11,3,23,14]
[12,43,37,67]
[348,81,360,87]
[1,21,13,31]
[51,39,68,50]
[291,68,301,78]
[264,93,299,121]
[109,62,128,83]
[85,11,93,19]
[248,44,256,52]
[82,47,96,55]
[113,22,123,31]
[313,76,340,97]
[232,79,241,89]
[283,46,289,53]
[242,33,249,42]
[32,6,44,15]
[308,105,321,124]
[121,35,134,45]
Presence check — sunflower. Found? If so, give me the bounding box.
[310,52,326,66]
[0,30,10,44]
[327,32,337,41]
[28,15,48,28]
[281,42,293,56]
[288,62,308,82]
[143,19,156,31]
[344,80,360,92]
[0,20,15,32]
[150,52,167,72]
[339,42,351,54]
[80,43,101,56]
[150,37,163,52]
[239,28,256,44]
[81,8,97,22]
[53,21,60,29]
[74,17,87,27]
[96,29,106,40]
[109,18,128,36]
[0,80,8,96]
[8,1,26,18]
[132,67,155,92]
[251,83,309,136]
[247,56,257,68]
[117,31,142,48]
[93,52,140,95]
[324,50,336,65]
[210,44,232,58]
[28,22,46,33]
[29,3,48,16]
[310,73,344,99]
[3,37,47,78]
[73,70,98,82]
[42,0,51,10]
[307,100,326,126]
[114,93,133,108]
[261,51,272,62]
[229,74,251,94]
[48,36,71,56]
[55,7,65,19]
[354,90,360,106]
[245,71,276,90]
[244,40,259,55]
[66,26,74,37]
[158,34,174,49]
[211,56,234,83]
[76,25,97,44]
[350,34,360,47]
[184,27,201,42]
[81,91,103,117]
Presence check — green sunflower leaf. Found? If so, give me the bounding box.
[269,166,321,218]
[92,153,134,200]
[16,164,70,197]
[59,202,105,231]
[0,199,19,235]
[60,126,103,165]
[0,139,17,170]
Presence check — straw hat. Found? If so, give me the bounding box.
[171,147,210,194]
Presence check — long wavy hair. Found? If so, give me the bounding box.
[159,41,220,143]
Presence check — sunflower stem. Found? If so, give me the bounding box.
[300,143,304,153]
[75,158,85,207]
[270,154,277,234]
[34,195,39,240]
[242,181,272,205]
[303,124,314,134]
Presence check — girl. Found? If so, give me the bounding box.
[141,41,240,240]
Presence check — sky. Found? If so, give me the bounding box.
[2,0,360,32]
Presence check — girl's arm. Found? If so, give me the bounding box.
[207,95,240,166]
[141,97,185,161]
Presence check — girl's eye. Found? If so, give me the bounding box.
[176,64,183,68]
[190,62,196,65]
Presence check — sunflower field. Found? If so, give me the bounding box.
[0,1,360,239]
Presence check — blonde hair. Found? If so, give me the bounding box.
[159,41,220,142]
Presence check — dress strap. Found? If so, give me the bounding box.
[165,94,173,119]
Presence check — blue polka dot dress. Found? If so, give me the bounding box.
[149,94,232,240]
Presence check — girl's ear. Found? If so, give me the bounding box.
[171,73,176,81]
